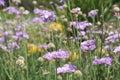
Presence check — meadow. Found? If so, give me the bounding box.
[0,0,120,80]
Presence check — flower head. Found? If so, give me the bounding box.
[57,64,76,74]
[43,49,68,60]
[80,39,96,51]
[0,0,5,6]
[92,57,112,65]
[88,9,98,18]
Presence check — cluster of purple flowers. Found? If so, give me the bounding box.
[43,49,68,60]
[70,21,92,30]
[92,57,112,65]
[80,39,96,51]
[32,8,55,22]
[0,25,29,52]
[113,45,120,53]
[5,6,21,15]
[0,0,4,6]
[105,33,120,43]
[88,9,98,18]
[57,64,76,74]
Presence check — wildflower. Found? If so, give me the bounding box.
[74,70,82,77]
[15,26,22,31]
[57,64,76,74]
[57,75,62,80]
[37,57,44,62]
[39,45,48,49]
[49,22,63,32]
[7,42,20,51]
[113,45,120,53]
[57,6,64,10]
[92,57,112,65]
[33,8,56,22]
[59,0,65,3]
[43,49,68,60]
[70,21,92,30]
[69,52,79,61]
[27,43,43,54]
[31,17,42,23]
[105,34,120,43]
[80,39,96,51]
[70,7,81,14]
[47,42,55,48]
[32,0,37,5]
[0,36,5,43]
[23,10,30,15]
[3,30,13,36]
[88,9,98,18]
[5,6,21,15]
[15,56,25,67]
[42,70,50,76]
[0,0,4,6]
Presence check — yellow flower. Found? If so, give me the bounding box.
[27,43,43,54]
[49,22,63,32]
[94,48,108,55]
[69,52,79,61]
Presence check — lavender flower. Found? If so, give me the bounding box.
[0,0,5,6]
[7,42,20,51]
[113,46,120,53]
[92,57,112,65]
[31,17,42,23]
[3,30,13,36]
[59,0,65,3]
[5,6,21,15]
[70,7,81,14]
[70,21,92,30]
[80,39,96,51]
[88,9,98,18]
[0,36,5,43]
[57,6,64,10]
[105,34,120,43]
[15,26,22,31]
[43,49,68,60]
[33,8,56,22]
[57,64,76,74]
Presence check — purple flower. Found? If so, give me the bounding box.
[40,11,55,22]
[103,45,110,50]
[88,9,98,18]
[31,17,42,23]
[93,57,112,65]
[0,36,5,43]
[3,30,13,36]
[15,26,22,31]
[5,6,21,15]
[57,6,64,10]
[0,0,5,6]
[70,7,81,14]
[23,33,29,39]
[113,46,120,53]
[39,45,49,49]
[80,39,96,51]
[59,0,65,3]
[43,49,68,60]
[33,8,56,22]
[70,21,92,30]
[57,64,76,74]
[7,42,20,51]
[0,45,8,51]
[105,34,120,43]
